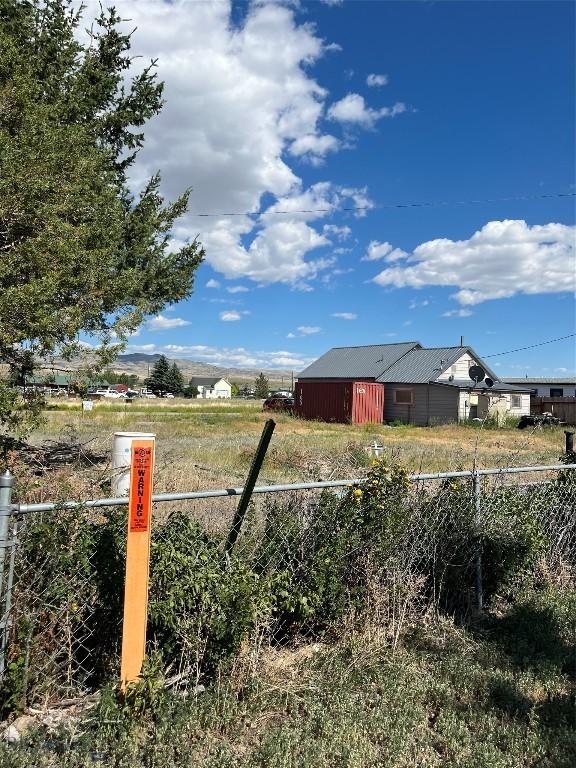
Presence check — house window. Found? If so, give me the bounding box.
[394,388,414,405]
[550,388,564,397]
[510,395,522,409]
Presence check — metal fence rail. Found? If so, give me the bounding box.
[1,463,575,706]
[13,463,576,513]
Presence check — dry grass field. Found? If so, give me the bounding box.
[34,398,567,498]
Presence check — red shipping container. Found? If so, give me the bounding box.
[295,381,384,424]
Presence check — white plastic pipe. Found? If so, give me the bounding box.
[112,432,156,496]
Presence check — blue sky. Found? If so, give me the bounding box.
[102,0,575,375]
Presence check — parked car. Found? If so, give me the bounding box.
[263,396,294,412]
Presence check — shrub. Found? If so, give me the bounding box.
[258,461,412,637]
[148,512,272,679]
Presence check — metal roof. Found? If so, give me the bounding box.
[377,347,465,383]
[503,378,576,385]
[433,380,533,393]
[378,346,498,384]
[297,342,421,380]
[190,376,229,386]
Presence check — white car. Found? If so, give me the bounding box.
[103,390,123,399]
[144,393,157,399]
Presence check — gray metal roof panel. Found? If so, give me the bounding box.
[378,347,467,383]
[379,345,499,383]
[190,376,228,386]
[503,378,576,385]
[298,342,421,379]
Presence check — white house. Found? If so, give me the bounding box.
[503,378,576,398]
[190,377,232,399]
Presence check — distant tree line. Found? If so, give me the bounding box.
[141,358,275,399]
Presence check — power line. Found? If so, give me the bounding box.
[191,191,576,218]
[483,333,576,359]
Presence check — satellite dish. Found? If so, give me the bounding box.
[485,377,494,388]
[469,365,486,384]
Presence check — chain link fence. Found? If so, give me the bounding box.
[1,463,575,708]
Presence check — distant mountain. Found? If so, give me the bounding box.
[40,352,297,386]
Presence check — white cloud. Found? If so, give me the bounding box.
[286,332,296,339]
[102,1,386,288]
[126,343,314,370]
[366,73,389,87]
[320,0,344,6]
[147,315,191,331]
[297,326,321,335]
[328,93,406,127]
[226,286,249,294]
[128,343,157,353]
[203,183,367,285]
[219,310,250,322]
[323,224,351,240]
[362,240,408,263]
[372,221,576,305]
[288,133,340,162]
[332,312,357,320]
[442,309,474,318]
[409,299,429,309]
[362,241,392,261]
[339,186,374,217]
[206,279,220,289]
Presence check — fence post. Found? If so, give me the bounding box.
[472,471,483,613]
[0,470,15,681]
[225,419,275,558]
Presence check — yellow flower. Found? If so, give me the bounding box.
[353,488,363,498]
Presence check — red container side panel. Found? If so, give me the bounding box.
[351,382,384,424]
[295,381,384,424]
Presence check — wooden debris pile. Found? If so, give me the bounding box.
[0,436,106,473]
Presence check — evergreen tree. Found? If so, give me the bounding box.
[166,362,184,395]
[0,1,204,432]
[145,355,170,394]
[254,373,269,399]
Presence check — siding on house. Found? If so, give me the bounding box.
[502,393,531,415]
[437,352,481,381]
[384,383,459,425]
[458,390,530,421]
[192,377,232,399]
